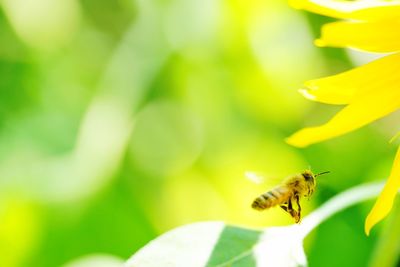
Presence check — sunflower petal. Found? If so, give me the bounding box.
[286,88,400,147]
[316,20,400,53]
[289,0,400,21]
[299,53,400,105]
[365,147,400,235]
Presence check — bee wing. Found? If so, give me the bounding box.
[244,171,282,185]
[245,171,265,184]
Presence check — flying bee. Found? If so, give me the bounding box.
[251,170,329,223]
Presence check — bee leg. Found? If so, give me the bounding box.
[307,188,313,200]
[280,204,296,220]
[280,205,288,212]
[294,195,301,223]
[284,198,300,223]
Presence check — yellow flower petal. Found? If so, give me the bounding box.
[287,87,400,147]
[365,146,400,235]
[299,53,400,105]
[316,19,400,53]
[289,0,400,21]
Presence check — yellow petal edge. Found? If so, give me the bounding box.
[298,53,400,105]
[365,146,400,235]
[289,0,400,21]
[317,20,400,53]
[287,84,400,148]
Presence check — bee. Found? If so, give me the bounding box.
[251,170,329,223]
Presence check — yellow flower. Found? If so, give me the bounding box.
[286,0,400,235]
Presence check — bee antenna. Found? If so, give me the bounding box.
[315,171,330,177]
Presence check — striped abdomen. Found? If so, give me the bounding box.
[252,186,292,211]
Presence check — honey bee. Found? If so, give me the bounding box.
[251,170,329,223]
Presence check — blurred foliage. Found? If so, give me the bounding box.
[0,0,398,266]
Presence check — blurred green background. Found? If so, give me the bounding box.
[1,0,399,266]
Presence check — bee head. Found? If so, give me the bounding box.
[302,170,315,183]
[302,170,330,183]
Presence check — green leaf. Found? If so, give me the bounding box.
[205,226,261,267]
[125,221,309,267]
